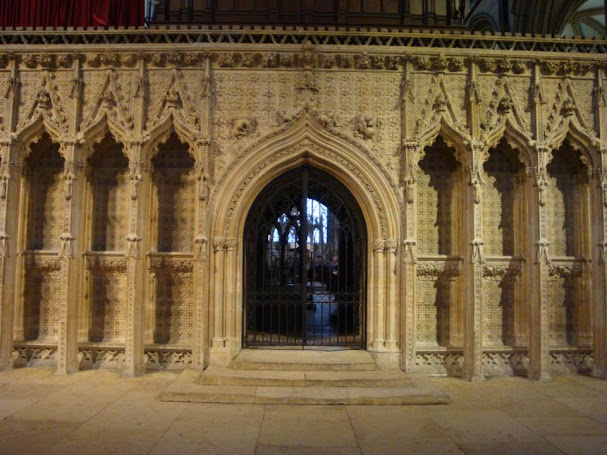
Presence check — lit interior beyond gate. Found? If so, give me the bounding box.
[243,166,367,348]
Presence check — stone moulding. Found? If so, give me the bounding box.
[0,26,604,53]
[144,347,193,370]
[77,345,125,370]
[11,344,58,368]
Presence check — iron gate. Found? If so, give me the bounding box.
[243,167,366,348]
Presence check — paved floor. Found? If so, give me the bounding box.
[1,368,607,454]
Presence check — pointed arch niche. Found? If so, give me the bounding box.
[15,133,65,351]
[81,135,130,350]
[481,139,528,350]
[545,142,592,349]
[415,136,465,350]
[147,133,196,349]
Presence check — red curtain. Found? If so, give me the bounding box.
[0,0,145,28]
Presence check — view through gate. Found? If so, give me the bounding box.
[244,167,367,348]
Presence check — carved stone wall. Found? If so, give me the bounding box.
[89,139,129,252]
[25,138,65,251]
[152,136,196,253]
[0,27,603,379]
[545,145,588,348]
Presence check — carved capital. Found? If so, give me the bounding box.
[372,239,385,253]
[213,237,225,252]
[224,238,237,251]
[385,240,398,254]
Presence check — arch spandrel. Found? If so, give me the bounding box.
[545,117,600,170]
[12,113,67,161]
[143,112,200,163]
[210,112,400,243]
[415,117,471,166]
[78,112,132,155]
[484,118,536,169]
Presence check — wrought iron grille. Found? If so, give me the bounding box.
[243,167,366,348]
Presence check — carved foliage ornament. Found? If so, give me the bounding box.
[416,261,461,277]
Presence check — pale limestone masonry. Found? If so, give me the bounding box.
[0,27,605,382]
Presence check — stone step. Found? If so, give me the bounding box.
[231,349,376,371]
[198,367,412,387]
[160,370,450,405]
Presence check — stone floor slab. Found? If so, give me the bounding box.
[256,445,362,455]
[151,403,264,455]
[86,391,186,430]
[533,377,603,398]
[358,438,464,455]
[555,396,607,423]
[258,405,358,447]
[456,441,564,455]
[347,406,447,440]
[546,435,607,455]
[0,419,80,455]
[0,398,37,419]
[516,416,607,436]
[46,424,164,455]
[430,410,541,443]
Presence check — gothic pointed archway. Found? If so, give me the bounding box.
[243,166,367,348]
[207,110,401,364]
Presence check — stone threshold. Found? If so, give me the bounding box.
[159,350,450,405]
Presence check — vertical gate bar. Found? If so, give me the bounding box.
[301,168,309,348]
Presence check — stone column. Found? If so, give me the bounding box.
[0,144,21,370]
[384,239,399,351]
[371,239,385,351]
[593,69,607,379]
[463,141,486,382]
[223,238,237,350]
[55,147,85,375]
[192,55,214,370]
[211,237,226,352]
[528,145,552,382]
[401,141,419,371]
[0,58,22,370]
[192,155,211,371]
[193,235,208,370]
[596,162,607,379]
[123,153,148,377]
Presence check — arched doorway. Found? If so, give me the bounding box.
[243,166,367,349]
